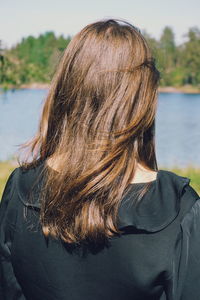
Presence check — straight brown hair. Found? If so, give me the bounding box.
[18,19,160,244]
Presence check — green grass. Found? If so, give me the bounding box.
[0,161,200,200]
[0,160,19,199]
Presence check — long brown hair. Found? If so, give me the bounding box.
[18,19,160,244]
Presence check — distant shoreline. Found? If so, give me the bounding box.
[158,86,200,94]
[1,83,200,94]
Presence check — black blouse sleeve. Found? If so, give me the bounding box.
[0,168,26,300]
[176,198,200,300]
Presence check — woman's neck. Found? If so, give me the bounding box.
[130,163,157,184]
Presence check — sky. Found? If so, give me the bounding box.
[1,0,200,48]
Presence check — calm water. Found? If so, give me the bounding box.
[0,89,200,168]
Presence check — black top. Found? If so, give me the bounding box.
[0,160,200,300]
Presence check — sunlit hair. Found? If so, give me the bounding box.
[18,18,160,244]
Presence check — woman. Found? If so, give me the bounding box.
[0,19,200,300]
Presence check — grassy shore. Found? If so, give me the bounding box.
[0,160,199,199]
[0,160,18,198]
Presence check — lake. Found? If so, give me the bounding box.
[0,89,200,168]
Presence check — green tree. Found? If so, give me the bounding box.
[158,26,177,85]
[2,32,71,86]
[180,27,200,85]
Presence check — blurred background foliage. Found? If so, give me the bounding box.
[143,26,200,87]
[1,26,200,88]
[0,32,71,87]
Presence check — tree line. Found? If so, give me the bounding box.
[0,26,200,88]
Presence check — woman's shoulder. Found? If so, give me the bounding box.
[117,169,199,232]
[157,169,199,213]
[0,160,45,209]
[1,163,199,233]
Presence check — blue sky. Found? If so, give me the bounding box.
[1,0,200,48]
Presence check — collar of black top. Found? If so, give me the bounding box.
[16,161,190,233]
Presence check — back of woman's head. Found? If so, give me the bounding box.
[19,18,160,244]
